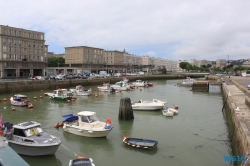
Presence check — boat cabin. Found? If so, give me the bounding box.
[13,121,43,137]
[78,111,99,123]
[53,89,69,96]
[75,85,83,91]
[13,94,28,101]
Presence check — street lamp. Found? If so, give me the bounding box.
[58,63,60,67]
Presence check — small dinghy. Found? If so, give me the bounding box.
[167,108,178,115]
[122,136,158,150]
[162,109,174,117]
[69,158,95,166]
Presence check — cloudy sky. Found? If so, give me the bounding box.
[1,0,250,61]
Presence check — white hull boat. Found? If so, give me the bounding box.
[167,108,178,115]
[2,121,61,156]
[132,100,165,110]
[132,80,145,87]
[70,85,91,96]
[10,94,32,107]
[110,81,129,91]
[62,111,113,138]
[162,110,174,117]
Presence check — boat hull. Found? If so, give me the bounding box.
[8,141,60,156]
[51,96,71,101]
[123,137,158,150]
[63,125,112,137]
[10,98,31,107]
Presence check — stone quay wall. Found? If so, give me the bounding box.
[222,82,250,165]
[0,75,185,95]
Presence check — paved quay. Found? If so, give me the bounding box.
[222,76,250,165]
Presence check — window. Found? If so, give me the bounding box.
[20,55,22,61]
[9,54,12,60]
[14,30,16,36]
[3,54,6,60]
[8,39,11,45]
[3,38,6,44]
[14,39,16,45]
[3,28,6,34]
[19,40,22,46]
[14,47,16,53]
[28,33,30,38]
[3,46,6,52]
[19,31,21,37]
[9,29,11,35]
[14,54,17,60]
[9,46,12,52]
[37,56,39,61]
[19,48,22,53]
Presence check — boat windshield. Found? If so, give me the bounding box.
[24,127,43,137]
[81,114,99,123]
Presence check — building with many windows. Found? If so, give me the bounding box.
[0,25,47,78]
[65,46,104,74]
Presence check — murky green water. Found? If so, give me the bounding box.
[0,79,230,166]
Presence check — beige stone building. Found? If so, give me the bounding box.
[65,46,104,74]
[216,59,227,68]
[103,50,124,73]
[0,25,47,78]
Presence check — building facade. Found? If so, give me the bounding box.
[0,25,47,78]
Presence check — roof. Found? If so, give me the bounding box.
[13,121,41,130]
[77,111,96,116]
[14,94,28,97]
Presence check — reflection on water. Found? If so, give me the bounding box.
[0,79,230,166]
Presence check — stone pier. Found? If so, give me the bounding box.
[222,78,250,165]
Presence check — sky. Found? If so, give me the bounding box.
[1,0,250,61]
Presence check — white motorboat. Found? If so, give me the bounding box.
[131,100,165,110]
[110,81,129,91]
[162,110,174,117]
[70,85,91,96]
[10,94,32,107]
[167,108,178,115]
[132,80,145,87]
[2,121,61,156]
[177,77,195,86]
[62,111,113,137]
[50,89,73,101]
[153,99,168,105]
[97,83,115,92]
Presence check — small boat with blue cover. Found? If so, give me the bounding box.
[69,158,95,166]
[122,136,158,150]
[10,94,32,107]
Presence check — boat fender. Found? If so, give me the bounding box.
[106,118,111,125]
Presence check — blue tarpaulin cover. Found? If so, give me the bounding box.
[62,114,78,122]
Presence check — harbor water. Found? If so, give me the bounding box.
[0,79,231,166]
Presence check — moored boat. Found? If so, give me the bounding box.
[10,94,32,107]
[50,89,73,101]
[131,99,165,110]
[70,85,91,96]
[162,109,174,117]
[122,136,158,150]
[132,80,145,87]
[62,111,113,137]
[167,108,178,115]
[2,121,61,156]
[69,158,95,166]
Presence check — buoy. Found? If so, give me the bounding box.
[28,104,33,108]
[0,130,3,135]
[40,96,43,98]
[3,98,6,101]
[67,100,71,103]
[72,99,75,101]
[174,104,178,109]
[95,93,98,97]
[140,88,142,91]
[34,96,37,99]
[40,90,43,92]
[12,107,16,111]
[54,123,59,128]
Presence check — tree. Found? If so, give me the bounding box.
[207,64,212,68]
[179,62,188,70]
[48,57,65,67]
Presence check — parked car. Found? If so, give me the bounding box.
[55,74,65,80]
[248,84,250,90]
[35,76,42,80]
[216,73,223,76]
[65,75,74,79]
[48,75,56,79]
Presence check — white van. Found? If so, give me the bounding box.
[99,71,107,77]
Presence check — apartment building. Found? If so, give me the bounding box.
[0,25,47,78]
[216,59,227,69]
[142,56,154,72]
[65,46,104,74]
[103,50,125,73]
